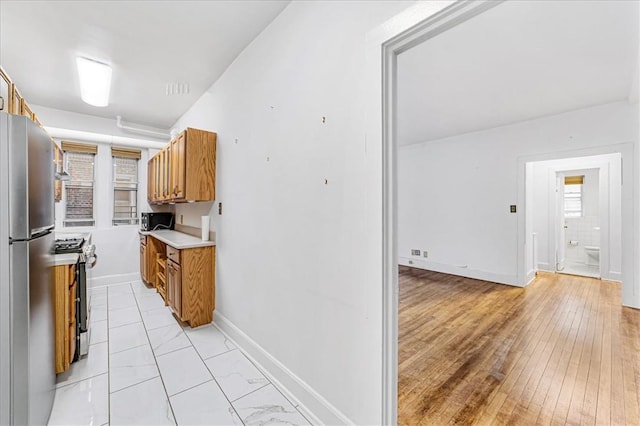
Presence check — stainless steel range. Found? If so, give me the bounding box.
[53,236,97,359]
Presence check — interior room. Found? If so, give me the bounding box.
[396,0,638,424]
[0,1,638,426]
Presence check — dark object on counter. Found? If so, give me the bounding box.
[53,237,84,254]
[140,212,174,231]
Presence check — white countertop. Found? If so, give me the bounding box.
[141,230,215,249]
[53,253,79,266]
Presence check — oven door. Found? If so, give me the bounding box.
[74,255,89,359]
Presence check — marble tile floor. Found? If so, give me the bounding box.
[48,280,312,426]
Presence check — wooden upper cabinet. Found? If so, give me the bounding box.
[20,99,34,120]
[0,68,10,112]
[182,128,216,202]
[147,128,216,204]
[11,85,22,115]
[53,142,63,202]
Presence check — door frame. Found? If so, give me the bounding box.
[372,1,505,423]
[373,1,638,423]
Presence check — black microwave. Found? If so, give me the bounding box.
[140,212,174,231]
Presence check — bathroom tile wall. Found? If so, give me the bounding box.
[565,215,600,262]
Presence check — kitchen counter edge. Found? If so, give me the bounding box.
[139,230,216,249]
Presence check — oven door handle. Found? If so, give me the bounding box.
[86,254,98,269]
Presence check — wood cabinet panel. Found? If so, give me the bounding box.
[182,246,215,327]
[53,264,76,374]
[20,99,34,119]
[183,128,216,202]
[0,68,10,112]
[167,259,182,320]
[68,282,76,364]
[54,143,63,202]
[170,133,186,199]
[140,241,148,283]
[11,85,21,115]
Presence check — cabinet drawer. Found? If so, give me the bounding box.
[166,245,180,264]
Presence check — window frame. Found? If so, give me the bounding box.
[62,150,96,228]
[563,179,584,218]
[112,153,140,226]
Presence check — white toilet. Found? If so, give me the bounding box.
[584,246,600,265]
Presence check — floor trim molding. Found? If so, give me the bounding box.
[398,257,521,287]
[214,311,352,426]
[88,272,140,288]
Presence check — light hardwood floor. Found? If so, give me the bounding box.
[398,266,640,425]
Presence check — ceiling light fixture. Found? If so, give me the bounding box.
[76,57,112,107]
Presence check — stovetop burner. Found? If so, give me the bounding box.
[53,238,85,254]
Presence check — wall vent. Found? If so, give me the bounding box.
[165,82,190,96]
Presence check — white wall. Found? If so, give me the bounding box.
[529,155,622,281]
[171,1,416,424]
[398,101,637,289]
[33,105,165,285]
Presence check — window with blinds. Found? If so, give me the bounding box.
[564,175,584,218]
[62,141,97,227]
[112,147,141,226]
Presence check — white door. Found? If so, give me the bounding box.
[556,174,566,271]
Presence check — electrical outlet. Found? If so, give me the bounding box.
[423,251,428,258]
[411,249,420,256]
[408,260,414,265]
[218,202,223,215]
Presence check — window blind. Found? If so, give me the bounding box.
[61,141,97,154]
[111,147,141,159]
[564,175,584,185]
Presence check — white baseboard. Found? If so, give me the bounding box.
[214,312,352,426]
[87,272,140,288]
[603,271,622,282]
[399,257,521,287]
[536,262,555,272]
[526,270,536,286]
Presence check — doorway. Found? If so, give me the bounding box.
[377,0,639,423]
[524,152,624,283]
[555,169,601,278]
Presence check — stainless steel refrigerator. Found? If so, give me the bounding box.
[0,112,56,425]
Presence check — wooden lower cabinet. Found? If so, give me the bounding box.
[165,245,215,327]
[53,264,76,374]
[140,235,148,283]
[140,235,215,327]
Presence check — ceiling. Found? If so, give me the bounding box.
[398,0,639,146]
[0,1,289,129]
